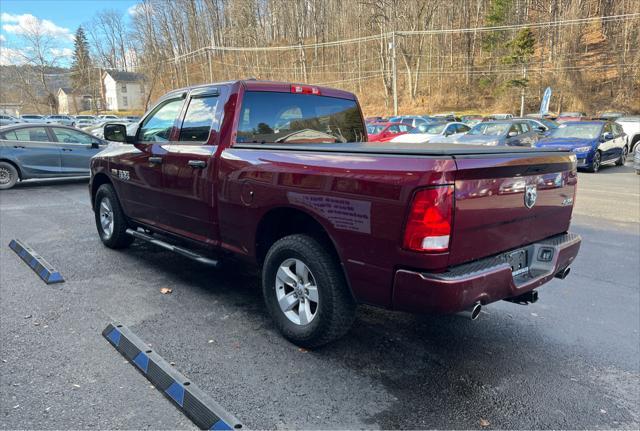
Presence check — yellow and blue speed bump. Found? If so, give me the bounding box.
[9,239,64,284]
[102,323,244,431]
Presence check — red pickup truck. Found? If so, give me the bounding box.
[91,80,581,348]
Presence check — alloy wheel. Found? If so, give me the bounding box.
[99,197,114,239]
[275,258,319,325]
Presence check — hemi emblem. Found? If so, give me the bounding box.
[524,184,537,209]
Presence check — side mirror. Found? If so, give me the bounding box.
[536,126,546,133]
[508,131,518,137]
[602,132,614,141]
[104,123,128,143]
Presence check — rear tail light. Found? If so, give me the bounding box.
[291,85,320,95]
[403,185,454,252]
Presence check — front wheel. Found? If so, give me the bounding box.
[262,234,356,349]
[616,146,628,166]
[94,184,134,248]
[588,151,601,173]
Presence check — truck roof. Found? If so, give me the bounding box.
[164,79,357,100]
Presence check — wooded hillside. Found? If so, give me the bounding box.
[4,0,639,115]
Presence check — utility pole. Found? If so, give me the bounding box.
[207,48,213,83]
[390,32,398,116]
[519,65,527,117]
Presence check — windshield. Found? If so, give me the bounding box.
[540,119,559,129]
[468,122,510,136]
[22,115,43,119]
[367,124,386,134]
[410,123,446,134]
[548,124,602,139]
[237,91,365,144]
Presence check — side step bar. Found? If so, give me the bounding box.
[125,229,219,267]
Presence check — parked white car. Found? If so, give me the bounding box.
[0,114,21,126]
[46,115,76,127]
[97,114,120,121]
[616,116,640,152]
[75,115,98,128]
[390,122,471,144]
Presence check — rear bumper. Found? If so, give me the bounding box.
[392,232,581,314]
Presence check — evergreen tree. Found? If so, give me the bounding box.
[71,26,91,91]
[502,27,536,89]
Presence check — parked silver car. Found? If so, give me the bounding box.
[46,115,76,127]
[0,124,108,189]
[634,144,640,175]
[20,114,47,123]
[0,115,21,126]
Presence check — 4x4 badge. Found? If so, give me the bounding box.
[524,184,537,209]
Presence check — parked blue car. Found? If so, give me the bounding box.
[0,124,108,189]
[534,121,628,173]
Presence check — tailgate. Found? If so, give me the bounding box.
[449,152,577,266]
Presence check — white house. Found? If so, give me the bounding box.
[102,70,145,111]
[57,88,92,114]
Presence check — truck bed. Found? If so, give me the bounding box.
[234,141,568,157]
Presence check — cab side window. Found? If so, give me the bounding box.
[509,124,521,135]
[387,125,400,134]
[179,96,219,142]
[139,98,184,142]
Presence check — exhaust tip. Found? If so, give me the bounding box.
[459,302,482,320]
[555,267,571,280]
[470,302,482,320]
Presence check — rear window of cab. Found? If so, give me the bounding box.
[236,91,366,144]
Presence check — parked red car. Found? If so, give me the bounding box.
[367,121,413,142]
[556,112,587,123]
[91,79,581,348]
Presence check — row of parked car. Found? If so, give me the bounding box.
[0,113,140,128]
[365,114,640,174]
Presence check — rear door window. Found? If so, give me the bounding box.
[237,91,365,144]
[2,127,50,142]
[179,95,219,142]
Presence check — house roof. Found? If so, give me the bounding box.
[104,70,144,83]
[58,87,74,95]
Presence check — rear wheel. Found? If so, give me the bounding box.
[262,234,356,348]
[0,162,19,190]
[615,146,628,166]
[94,184,134,248]
[588,151,601,173]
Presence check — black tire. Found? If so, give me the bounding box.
[262,234,356,349]
[615,146,628,166]
[94,184,134,248]
[0,161,19,190]
[588,151,601,173]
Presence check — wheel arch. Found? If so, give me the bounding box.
[90,172,113,210]
[255,206,355,300]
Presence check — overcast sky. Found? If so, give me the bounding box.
[0,0,138,66]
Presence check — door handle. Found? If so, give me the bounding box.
[13,145,25,149]
[148,156,163,164]
[62,148,73,152]
[188,160,207,168]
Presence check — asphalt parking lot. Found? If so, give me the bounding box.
[1,163,638,430]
